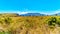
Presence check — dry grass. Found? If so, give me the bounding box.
[0,16,59,34]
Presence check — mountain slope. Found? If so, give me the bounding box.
[20,13,46,16]
[51,13,60,16]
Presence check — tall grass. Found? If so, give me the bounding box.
[0,16,60,34]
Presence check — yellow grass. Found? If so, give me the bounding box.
[0,16,60,34]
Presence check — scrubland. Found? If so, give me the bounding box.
[0,15,60,34]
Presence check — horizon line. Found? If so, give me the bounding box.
[0,10,60,15]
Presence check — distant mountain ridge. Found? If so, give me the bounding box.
[20,13,46,16]
[0,13,60,16]
[51,13,60,16]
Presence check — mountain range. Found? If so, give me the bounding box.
[20,13,46,16]
[51,13,60,16]
[0,13,60,16]
[20,13,60,16]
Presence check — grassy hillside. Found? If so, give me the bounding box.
[0,13,19,17]
[0,14,60,34]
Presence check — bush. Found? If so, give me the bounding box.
[4,17,12,25]
[48,17,57,26]
[56,18,60,27]
[47,17,57,28]
[0,31,11,34]
[47,17,60,29]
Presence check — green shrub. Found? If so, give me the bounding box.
[4,17,12,25]
[48,17,56,26]
[0,31,11,34]
[56,18,60,27]
[47,17,60,29]
[47,17,57,28]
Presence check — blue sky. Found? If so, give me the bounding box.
[0,0,60,15]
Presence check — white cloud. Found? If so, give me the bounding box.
[48,10,60,15]
[18,12,29,15]
[0,9,60,15]
[0,10,29,15]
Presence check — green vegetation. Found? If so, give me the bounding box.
[47,17,60,28]
[47,17,57,28]
[4,17,12,25]
[0,32,11,34]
